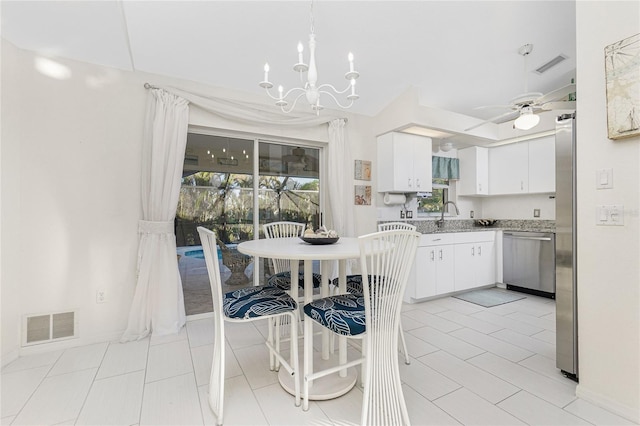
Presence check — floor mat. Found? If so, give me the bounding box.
[453,287,525,308]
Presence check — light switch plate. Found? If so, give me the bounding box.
[596,168,613,189]
[596,204,624,226]
[533,209,540,218]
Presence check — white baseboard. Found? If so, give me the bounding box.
[187,312,213,322]
[576,383,640,423]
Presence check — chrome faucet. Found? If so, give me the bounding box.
[436,201,460,228]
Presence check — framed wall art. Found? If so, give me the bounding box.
[354,160,372,181]
[354,185,371,205]
[604,33,640,140]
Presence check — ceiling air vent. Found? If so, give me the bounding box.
[534,54,568,74]
[23,311,77,346]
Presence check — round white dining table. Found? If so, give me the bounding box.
[237,237,360,400]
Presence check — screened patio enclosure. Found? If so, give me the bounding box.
[176,133,323,315]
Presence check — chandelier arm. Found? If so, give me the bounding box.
[318,90,355,109]
[264,88,284,101]
[316,83,353,95]
[279,92,307,113]
[282,86,307,100]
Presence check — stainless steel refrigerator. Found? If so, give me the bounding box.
[555,113,578,381]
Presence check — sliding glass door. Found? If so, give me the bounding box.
[176,132,322,315]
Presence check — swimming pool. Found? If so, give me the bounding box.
[183,247,228,260]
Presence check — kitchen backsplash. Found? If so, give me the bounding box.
[378,219,555,234]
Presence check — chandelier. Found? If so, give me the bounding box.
[259,1,360,114]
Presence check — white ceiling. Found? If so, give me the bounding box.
[1,1,576,120]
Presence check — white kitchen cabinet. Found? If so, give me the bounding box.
[405,232,495,302]
[453,232,496,291]
[405,233,455,302]
[489,142,528,194]
[528,136,555,193]
[458,146,489,195]
[377,132,432,193]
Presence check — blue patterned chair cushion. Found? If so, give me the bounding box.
[331,275,385,295]
[331,275,365,295]
[303,293,366,337]
[267,271,322,291]
[223,285,297,320]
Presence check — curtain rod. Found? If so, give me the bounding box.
[144,83,159,90]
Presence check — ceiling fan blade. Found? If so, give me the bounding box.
[473,104,512,111]
[536,83,576,105]
[464,110,520,131]
[541,101,577,111]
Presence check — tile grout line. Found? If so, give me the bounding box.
[71,342,110,424]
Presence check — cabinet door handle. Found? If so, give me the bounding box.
[416,178,421,187]
[430,250,435,261]
[439,249,443,260]
[479,183,482,192]
[521,181,524,190]
[478,246,482,256]
[408,178,412,187]
[471,247,475,256]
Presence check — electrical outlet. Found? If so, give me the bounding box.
[96,289,107,304]
[400,210,405,219]
[534,209,540,218]
[406,211,413,218]
[470,210,475,218]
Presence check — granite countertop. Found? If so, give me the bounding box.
[379,219,555,234]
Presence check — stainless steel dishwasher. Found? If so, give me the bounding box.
[503,231,556,298]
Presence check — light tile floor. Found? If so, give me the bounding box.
[2,293,635,425]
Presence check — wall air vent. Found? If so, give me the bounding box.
[23,311,77,346]
[534,54,568,74]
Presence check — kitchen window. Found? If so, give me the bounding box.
[417,155,459,216]
[417,178,449,216]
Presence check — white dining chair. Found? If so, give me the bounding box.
[263,221,322,292]
[330,221,416,364]
[302,229,419,425]
[198,227,300,425]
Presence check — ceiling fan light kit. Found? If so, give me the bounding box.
[513,106,541,130]
[464,43,576,132]
[259,0,359,114]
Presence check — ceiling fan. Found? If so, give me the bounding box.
[465,44,576,132]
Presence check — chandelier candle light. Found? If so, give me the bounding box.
[259,1,359,114]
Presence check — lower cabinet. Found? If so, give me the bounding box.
[453,241,496,291]
[413,245,455,299]
[405,231,496,303]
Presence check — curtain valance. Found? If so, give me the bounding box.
[432,156,460,180]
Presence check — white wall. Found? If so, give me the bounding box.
[1,42,146,363]
[575,2,640,421]
[482,194,556,220]
[1,39,23,364]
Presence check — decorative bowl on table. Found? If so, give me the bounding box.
[300,236,340,245]
[474,219,497,227]
[300,227,339,245]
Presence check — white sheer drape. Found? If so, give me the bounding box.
[327,119,356,274]
[122,89,189,341]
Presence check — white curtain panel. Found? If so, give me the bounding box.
[122,89,189,341]
[327,119,356,275]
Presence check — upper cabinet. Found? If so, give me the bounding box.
[458,136,555,197]
[527,136,555,193]
[377,132,432,193]
[458,146,489,195]
[489,142,529,194]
